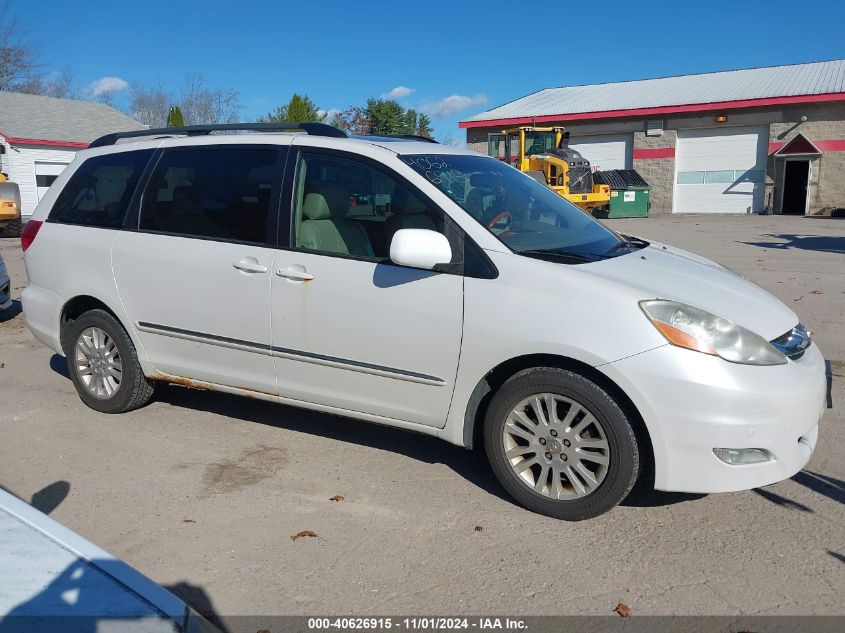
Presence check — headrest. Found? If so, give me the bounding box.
[303,192,331,220]
[302,182,350,220]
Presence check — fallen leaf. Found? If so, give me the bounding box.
[614,602,631,617]
[329,495,344,502]
[291,530,318,542]
[474,526,483,533]
[794,289,824,302]
[181,518,196,523]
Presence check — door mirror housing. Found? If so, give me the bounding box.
[389,229,452,270]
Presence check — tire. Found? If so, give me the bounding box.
[2,219,20,237]
[65,309,155,413]
[484,367,639,520]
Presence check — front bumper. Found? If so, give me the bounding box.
[601,342,827,493]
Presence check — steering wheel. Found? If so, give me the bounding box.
[486,211,513,230]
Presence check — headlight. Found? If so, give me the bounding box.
[639,300,786,366]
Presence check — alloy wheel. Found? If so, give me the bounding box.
[502,393,610,499]
[74,326,122,399]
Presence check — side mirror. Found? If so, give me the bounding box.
[389,228,452,270]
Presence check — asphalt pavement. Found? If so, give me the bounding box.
[0,214,842,629]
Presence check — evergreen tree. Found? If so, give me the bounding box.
[166,105,185,127]
[260,94,324,123]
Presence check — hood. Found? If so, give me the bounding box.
[580,242,798,341]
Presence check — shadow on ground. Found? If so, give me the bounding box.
[50,354,69,378]
[30,481,71,515]
[792,470,845,505]
[44,364,718,512]
[0,299,22,322]
[156,383,515,505]
[740,233,845,254]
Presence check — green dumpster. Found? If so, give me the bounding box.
[592,170,650,218]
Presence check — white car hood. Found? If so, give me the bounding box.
[581,241,798,341]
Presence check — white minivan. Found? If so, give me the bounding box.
[21,123,826,520]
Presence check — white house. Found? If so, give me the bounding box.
[0,91,143,217]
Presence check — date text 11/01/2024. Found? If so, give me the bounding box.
[307,618,528,630]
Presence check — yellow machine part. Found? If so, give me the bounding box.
[498,126,610,212]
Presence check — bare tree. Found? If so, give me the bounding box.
[15,67,75,98]
[0,1,39,90]
[128,83,171,127]
[178,73,240,125]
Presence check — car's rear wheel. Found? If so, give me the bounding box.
[484,367,639,520]
[65,309,155,413]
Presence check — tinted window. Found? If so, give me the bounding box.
[49,150,153,228]
[140,147,281,244]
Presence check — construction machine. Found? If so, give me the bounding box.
[488,126,610,212]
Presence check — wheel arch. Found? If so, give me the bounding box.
[59,295,125,355]
[462,353,655,483]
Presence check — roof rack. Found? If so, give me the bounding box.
[386,134,439,143]
[89,122,347,148]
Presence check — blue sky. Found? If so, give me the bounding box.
[17,0,845,142]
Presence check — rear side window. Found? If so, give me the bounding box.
[49,150,153,228]
[139,147,282,244]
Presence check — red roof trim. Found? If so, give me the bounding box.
[817,139,845,151]
[633,147,675,159]
[459,92,845,129]
[2,135,89,148]
[769,138,845,154]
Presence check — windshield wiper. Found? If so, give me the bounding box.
[519,249,608,263]
[606,234,649,254]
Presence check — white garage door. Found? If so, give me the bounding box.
[568,133,633,171]
[35,162,68,201]
[673,126,768,214]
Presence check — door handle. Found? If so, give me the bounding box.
[276,266,314,281]
[233,258,268,274]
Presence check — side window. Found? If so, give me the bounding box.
[49,150,153,228]
[140,147,281,244]
[292,152,447,260]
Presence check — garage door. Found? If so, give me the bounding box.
[35,162,69,201]
[568,133,633,171]
[673,126,768,214]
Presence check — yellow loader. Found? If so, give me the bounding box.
[488,126,610,212]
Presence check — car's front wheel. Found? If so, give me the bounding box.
[65,309,155,413]
[484,367,639,520]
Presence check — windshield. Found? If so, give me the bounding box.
[400,153,627,261]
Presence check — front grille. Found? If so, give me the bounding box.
[770,324,812,360]
[567,166,592,194]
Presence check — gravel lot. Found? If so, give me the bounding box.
[0,214,842,629]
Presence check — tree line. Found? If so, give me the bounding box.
[258,93,433,138]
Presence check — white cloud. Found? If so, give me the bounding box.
[381,86,415,99]
[421,93,487,118]
[318,108,341,120]
[86,76,129,96]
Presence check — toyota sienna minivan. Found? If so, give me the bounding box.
[20,123,827,520]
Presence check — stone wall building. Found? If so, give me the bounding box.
[460,60,845,215]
